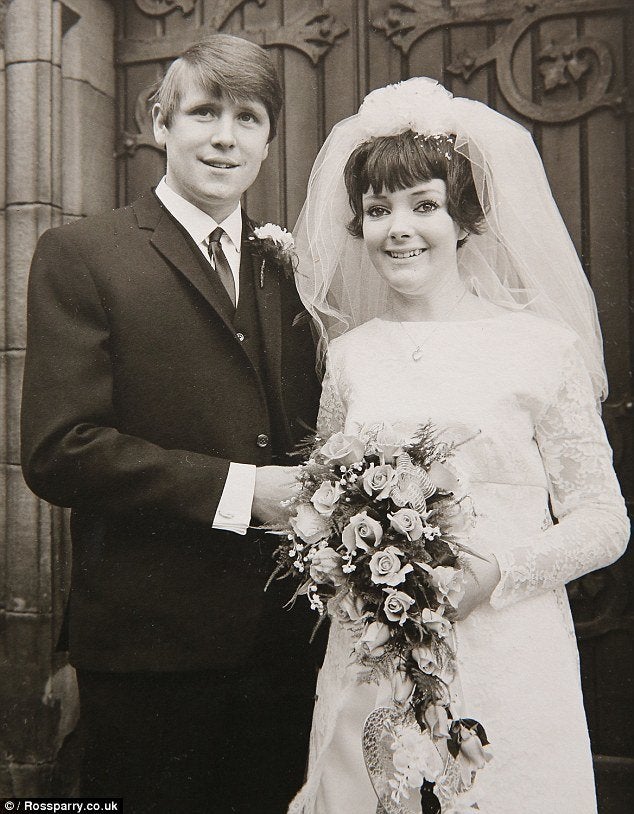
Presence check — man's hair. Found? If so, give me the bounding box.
[343,130,485,240]
[152,34,283,140]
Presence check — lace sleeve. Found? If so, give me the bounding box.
[316,348,346,439]
[490,338,630,609]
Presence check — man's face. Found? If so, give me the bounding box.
[153,84,270,222]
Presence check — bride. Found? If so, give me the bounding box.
[288,78,629,813]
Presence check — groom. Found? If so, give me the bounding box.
[21,35,320,813]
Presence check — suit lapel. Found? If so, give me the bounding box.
[133,195,287,429]
[133,192,236,332]
[242,216,294,449]
[244,216,283,399]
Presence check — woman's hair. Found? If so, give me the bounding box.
[343,130,486,239]
[152,34,283,140]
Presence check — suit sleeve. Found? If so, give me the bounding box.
[20,227,231,524]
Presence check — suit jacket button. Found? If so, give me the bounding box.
[236,331,245,342]
[256,433,269,448]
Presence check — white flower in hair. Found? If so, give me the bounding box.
[358,77,456,139]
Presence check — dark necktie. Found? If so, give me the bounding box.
[208,226,237,308]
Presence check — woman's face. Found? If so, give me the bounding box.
[361,180,463,297]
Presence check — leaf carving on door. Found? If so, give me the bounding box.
[371,0,631,123]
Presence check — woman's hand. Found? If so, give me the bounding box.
[452,553,501,621]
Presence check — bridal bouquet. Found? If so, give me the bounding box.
[270,423,491,813]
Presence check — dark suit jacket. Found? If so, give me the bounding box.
[21,190,320,676]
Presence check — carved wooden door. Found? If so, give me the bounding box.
[116,1,633,809]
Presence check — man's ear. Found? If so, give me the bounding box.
[152,103,168,148]
[262,140,269,160]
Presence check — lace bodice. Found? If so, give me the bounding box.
[317,311,629,609]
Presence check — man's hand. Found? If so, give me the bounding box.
[251,465,300,525]
[452,553,501,621]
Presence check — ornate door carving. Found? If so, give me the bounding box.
[116,1,633,807]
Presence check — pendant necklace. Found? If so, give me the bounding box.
[396,289,468,362]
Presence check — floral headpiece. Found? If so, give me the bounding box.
[357,77,456,140]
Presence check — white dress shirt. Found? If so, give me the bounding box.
[155,177,256,535]
[155,177,243,301]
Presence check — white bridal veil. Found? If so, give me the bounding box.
[293,77,607,403]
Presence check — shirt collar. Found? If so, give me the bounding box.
[155,177,242,252]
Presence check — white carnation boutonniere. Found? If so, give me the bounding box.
[249,222,297,287]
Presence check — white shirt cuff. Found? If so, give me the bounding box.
[212,462,257,535]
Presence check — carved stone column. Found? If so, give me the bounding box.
[1,0,115,796]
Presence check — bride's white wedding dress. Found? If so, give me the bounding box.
[290,311,629,814]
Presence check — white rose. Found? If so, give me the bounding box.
[423,703,451,740]
[391,669,415,704]
[420,562,466,609]
[362,464,396,500]
[428,459,462,495]
[421,607,451,639]
[389,508,424,541]
[374,425,405,462]
[341,512,383,553]
[410,642,442,677]
[310,480,343,516]
[369,546,413,586]
[357,620,391,656]
[456,725,493,789]
[290,504,330,545]
[334,591,366,623]
[318,432,365,466]
[383,588,415,626]
[309,547,344,586]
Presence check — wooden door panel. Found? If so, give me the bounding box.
[538,16,584,253]
[408,28,446,86]
[243,0,285,223]
[322,1,359,136]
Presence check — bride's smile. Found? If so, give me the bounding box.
[386,247,426,258]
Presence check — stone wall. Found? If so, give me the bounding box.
[1,0,115,796]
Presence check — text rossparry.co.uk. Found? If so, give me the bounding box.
[2,800,122,812]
